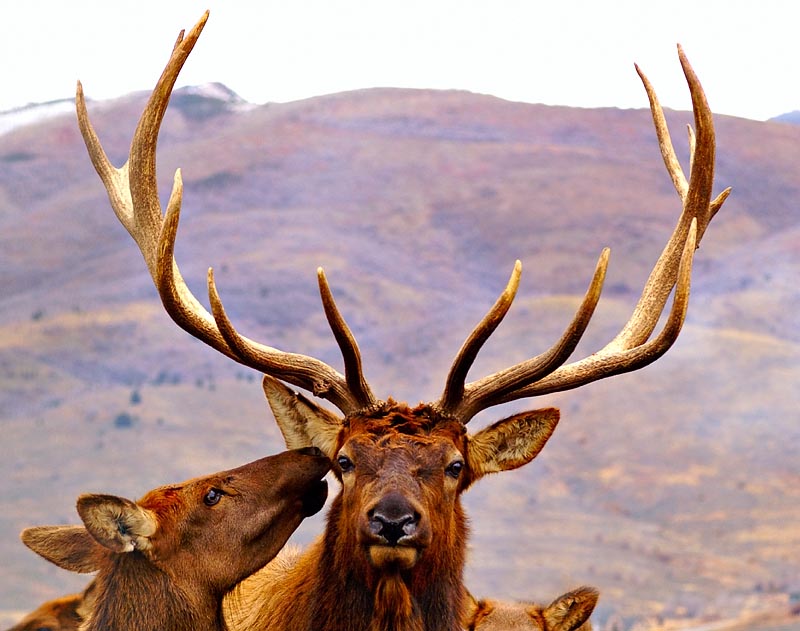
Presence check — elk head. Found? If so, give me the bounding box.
[76,11,729,630]
[464,586,599,631]
[262,375,558,578]
[4,586,92,631]
[20,449,329,619]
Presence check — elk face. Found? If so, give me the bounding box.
[133,447,331,589]
[337,412,465,571]
[22,449,330,595]
[264,377,559,573]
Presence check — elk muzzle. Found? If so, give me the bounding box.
[364,491,427,570]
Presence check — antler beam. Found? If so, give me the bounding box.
[76,11,377,416]
[433,45,731,423]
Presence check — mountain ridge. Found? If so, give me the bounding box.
[0,84,797,630]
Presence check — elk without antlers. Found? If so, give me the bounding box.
[77,11,729,631]
[464,586,599,631]
[3,586,92,631]
[20,449,329,631]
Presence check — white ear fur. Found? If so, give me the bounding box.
[467,407,559,480]
[77,494,158,553]
[262,374,343,458]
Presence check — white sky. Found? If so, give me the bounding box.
[1,1,798,121]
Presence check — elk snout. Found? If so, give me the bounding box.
[297,446,325,457]
[368,491,420,546]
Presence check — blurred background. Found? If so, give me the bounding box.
[1,3,798,630]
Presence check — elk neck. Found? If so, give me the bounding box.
[85,551,223,631]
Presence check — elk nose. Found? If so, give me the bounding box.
[368,492,419,546]
[297,446,325,457]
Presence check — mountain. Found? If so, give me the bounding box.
[770,111,800,125]
[0,86,798,630]
[0,82,250,137]
[0,98,76,137]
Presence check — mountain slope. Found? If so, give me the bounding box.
[0,86,798,628]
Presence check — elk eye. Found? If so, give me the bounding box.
[446,460,464,479]
[337,455,354,473]
[203,488,224,506]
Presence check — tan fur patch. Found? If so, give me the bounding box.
[472,599,539,629]
[467,408,559,479]
[368,545,419,570]
[262,375,342,458]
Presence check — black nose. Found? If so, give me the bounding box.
[297,446,325,457]
[368,492,419,545]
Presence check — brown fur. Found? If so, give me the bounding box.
[76,11,722,631]
[22,450,329,631]
[224,382,560,631]
[465,586,599,631]
[3,583,94,631]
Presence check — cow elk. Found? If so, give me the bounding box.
[3,584,92,631]
[76,10,729,631]
[20,449,329,631]
[464,586,599,631]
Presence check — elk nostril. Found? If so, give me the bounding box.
[297,446,324,457]
[402,513,419,536]
[368,491,420,545]
[370,512,419,545]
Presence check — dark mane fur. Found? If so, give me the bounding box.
[305,493,468,631]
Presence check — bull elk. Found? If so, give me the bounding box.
[76,10,729,631]
[464,586,599,631]
[20,449,329,631]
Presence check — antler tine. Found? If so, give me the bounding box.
[78,11,374,416]
[436,250,609,420]
[77,13,217,335]
[492,219,698,402]
[605,43,723,352]
[316,268,378,410]
[204,267,372,415]
[433,46,729,422]
[437,260,522,413]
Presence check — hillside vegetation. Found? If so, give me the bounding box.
[0,85,798,629]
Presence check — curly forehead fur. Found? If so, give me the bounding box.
[348,399,467,440]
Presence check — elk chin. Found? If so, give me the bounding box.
[368,545,419,570]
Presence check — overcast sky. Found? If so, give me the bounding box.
[1,1,798,121]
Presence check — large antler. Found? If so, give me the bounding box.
[433,45,731,423]
[76,11,378,416]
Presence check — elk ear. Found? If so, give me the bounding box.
[541,586,599,631]
[464,596,495,630]
[76,494,158,553]
[461,590,481,629]
[76,580,97,621]
[262,374,343,458]
[467,408,559,481]
[21,525,105,573]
